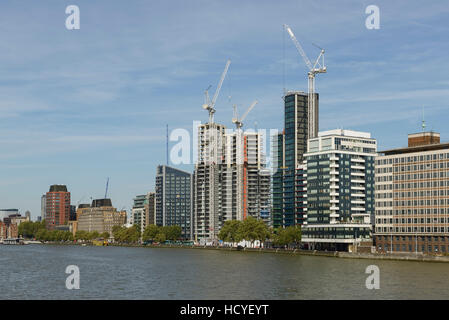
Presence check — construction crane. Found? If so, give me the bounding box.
[284,24,326,139]
[104,177,109,199]
[202,59,231,124]
[232,100,258,129]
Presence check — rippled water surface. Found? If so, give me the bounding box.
[1,244,449,299]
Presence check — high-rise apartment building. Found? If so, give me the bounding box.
[272,91,317,228]
[45,185,71,230]
[194,122,226,241]
[271,132,285,228]
[222,130,271,223]
[156,165,193,240]
[374,131,449,254]
[194,122,270,242]
[301,129,377,251]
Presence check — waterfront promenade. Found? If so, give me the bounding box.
[32,241,449,264]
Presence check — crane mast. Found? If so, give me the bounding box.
[104,177,109,199]
[232,100,258,130]
[231,100,258,221]
[284,24,326,139]
[202,60,231,124]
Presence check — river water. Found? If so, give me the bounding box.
[1,244,448,299]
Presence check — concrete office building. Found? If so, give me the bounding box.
[156,165,193,240]
[301,129,377,251]
[374,131,449,254]
[0,209,19,222]
[77,199,126,236]
[45,185,71,230]
[8,213,29,227]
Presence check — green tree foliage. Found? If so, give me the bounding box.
[141,225,182,243]
[112,225,140,243]
[74,230,105,241]
[218,220,243,244]
[154,232,166,243]
[142,225,159,241]
[126,225,140,243]
[218,217,270,246]
[273,226,302,247]
[35,229,73,242]
[238,216,270,245]
[164,225,182,241]
[18,220,46,239]
[100,232,110,239]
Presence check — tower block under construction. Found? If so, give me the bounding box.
[193,123,271,242]
[193,122,226,241]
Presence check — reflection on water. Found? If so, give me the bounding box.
[1,245,449,299]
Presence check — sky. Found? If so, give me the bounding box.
[0,0,448,219]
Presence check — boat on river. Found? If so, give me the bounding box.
[1,238,26,245]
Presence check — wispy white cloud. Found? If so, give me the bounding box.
[0,0,448,218]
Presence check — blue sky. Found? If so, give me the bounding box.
[0,0,448,219]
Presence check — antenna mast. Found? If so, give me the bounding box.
[166,124,169,165]
[422,106,426,132]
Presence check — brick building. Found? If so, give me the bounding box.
[45,185,71,230]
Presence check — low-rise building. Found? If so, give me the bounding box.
[77,199,126,235]
[0,221,18,239]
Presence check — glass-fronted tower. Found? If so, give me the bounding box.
[156,165,193,240]
[272,91,318,228]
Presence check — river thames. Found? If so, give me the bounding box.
[1,244,449,299]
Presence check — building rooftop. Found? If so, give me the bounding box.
[284,90,307,97]
[317,129,371,139]
[49,185,68,192]
[91,198,113,208]
[380,142,449,156]
[380,131,446,155]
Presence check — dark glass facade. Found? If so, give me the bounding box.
[280,92,317,228]
[155,165,193,239]
[272,133,284,228]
